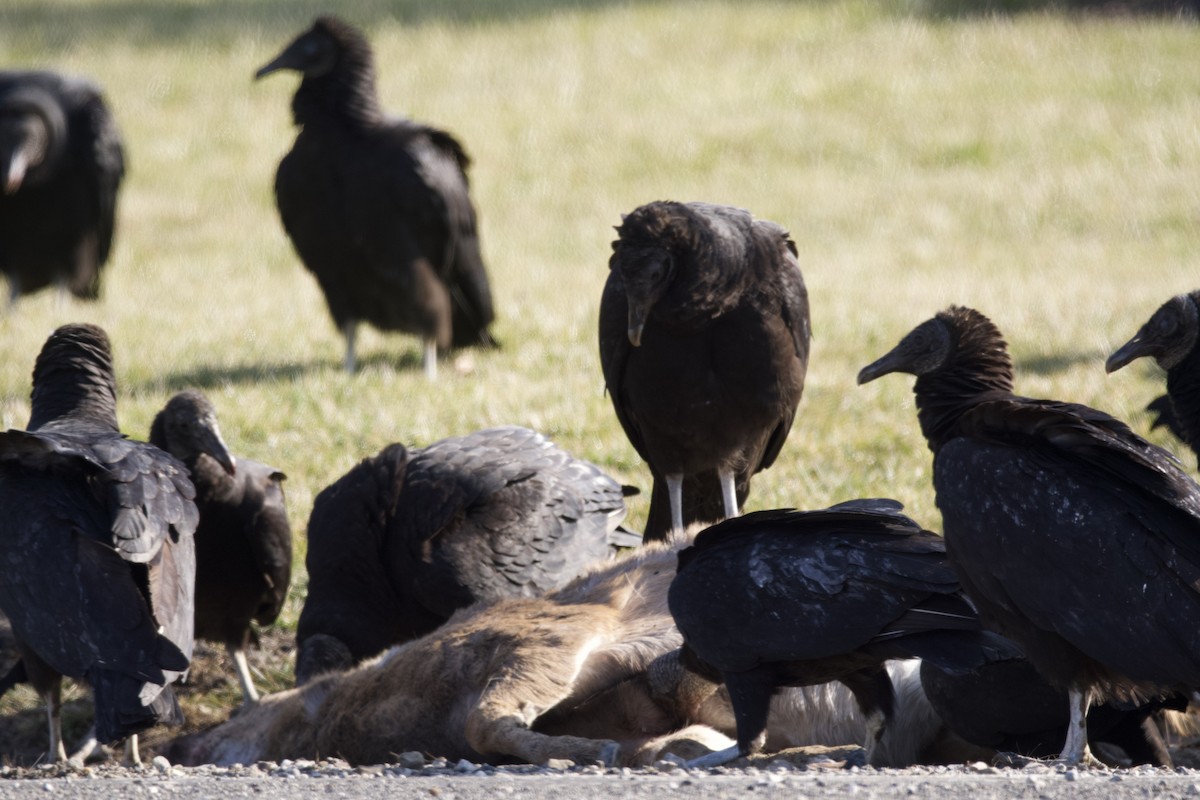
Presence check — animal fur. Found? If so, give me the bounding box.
[169,529,955,768]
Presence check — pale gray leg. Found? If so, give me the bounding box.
[717,468,739,519]
[1060,686,1093,765]
[6,276,20,312]
[122,735,142,768]
[342,319,358,373]
[44,684,67,763]
[685,743,742,769]
[423,338,438,381]
[230,645,259,704]
[67,726,100,766]
[667,473,684,532]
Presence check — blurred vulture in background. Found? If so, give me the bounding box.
[858,305,1200,766]
[255,16,496,378]
[599,201,809,540]
[0,324,197,764]
[294,425,639,685]
[149,390,293,705]
[667,500,1019,768]
[0,71,125,307]
[1106,289,1200,467]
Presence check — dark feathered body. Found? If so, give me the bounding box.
[1108,290,1200,469]
[919,658,1181,766]
[859,306,1200,762]
[599,201,810,539]
[667,501,1017,765]
[0,71,124,303]
[257,17,495,370]
[148,391,292,697]
[294,425,637,684]
[0,325,196,751]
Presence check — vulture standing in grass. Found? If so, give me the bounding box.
[1106,290,1200,467]
[667,499,1019,768]
[0,71,125,308]
[599,201,809,540]
[919,657,1183,767]
[857,305,1200,766]
[294,425,639,685]
[255,16,496,378]
[0,324,197,764]
[149,390,292,705]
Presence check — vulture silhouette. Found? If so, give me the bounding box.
[858,305,1200,765]
[0,324,196,763]
[0,71,125,307]
[667,500,1018,768]
[599,201,810,540]
[255,16,496,378]
[149,390,292,704]
[1106,289,1200,467]
[294,425,638,685]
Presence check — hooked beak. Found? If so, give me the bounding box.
[1105,330,1158,374]
[202,423,237,476]
[626,302,650,348]
[4,151,27,194]
[254,55,288,80]
[857,348,909,385]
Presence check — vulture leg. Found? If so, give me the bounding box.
[423,338,438,381]
[839,666,895,767]
[67,726,101,765]
[342,319,358,373]
[717,468,739,519]
[6,275,20,312]
[686,665,775,768]
[229,644,260,704]
[666,473,684,532]
[122,735,142,768]
[43,682,67,763]
[1060,686,1098,766]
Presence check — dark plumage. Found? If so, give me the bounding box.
[0,324,197,761]
[149,390,293,704]
[667,500,1018,768]
[1106,290,1200,466]
[294,425,639,685]
[598,201,810,540]
[0,71,125,306]
[255,16,496,377]
[858,305,1200,765]
[920,657,1183,767]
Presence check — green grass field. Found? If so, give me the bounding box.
[0,0,1197,754]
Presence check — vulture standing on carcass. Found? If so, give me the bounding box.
[255,16,496,378]
[599,201,810,540]
[0,71,125,307]
[919,657,1183,767]
[857,305,1200,766]
[0,324,197,764]
[294,425,639,685]
[1106,289,1200,467]
[149,390,292,704]
[666,499,1019,768]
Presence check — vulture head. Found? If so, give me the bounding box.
[857,306,1012,386]
[1106,292,1200,374]
[0,85,66,194]
[28,323,119,432]
[151,390,237,476]
[255,16,367,81]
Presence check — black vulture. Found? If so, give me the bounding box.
[0,71,125,307]
[919,657,1184,767]
[598,201,810,541]
[294,425,640,685]
[0,323,197,763]
[149,390,293,704]
[666,499,1019,768]
[255,16,496,378]
[857,305,1200,765]
[1106,289,1200,466]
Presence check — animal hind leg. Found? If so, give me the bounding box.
[685,665,775,768]
[717,469,739,519]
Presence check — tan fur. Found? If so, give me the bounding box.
[170,529,955,768]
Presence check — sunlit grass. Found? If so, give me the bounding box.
[0,0,1197,740]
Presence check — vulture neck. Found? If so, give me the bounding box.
[293,49,384,130]
[1166,344,1200,463]
[913,338,1014,453]
[28,354,119,433]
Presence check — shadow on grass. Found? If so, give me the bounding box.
[147,349,424,392]
[1015,349,1103,376]
[913,0,1197,18]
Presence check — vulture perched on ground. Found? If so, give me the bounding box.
[919,657,1183,767]
[1106,290,1200,467]
[599,201,810,540]
[255,16,496,378]
[857,305,1200,766]
[149,390,292,704]
[0,71,125,307]
[0,324,197,764]
[666,499,1019,768]
[294,425,639,685]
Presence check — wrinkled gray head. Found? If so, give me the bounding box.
[1106,292,1200,374]
[857,306,1011,387]
[857,317,952,384]
[255,16,365,80]
[150,389,236,475]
